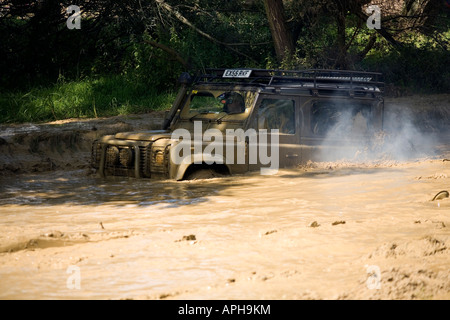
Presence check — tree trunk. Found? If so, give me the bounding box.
[263,0,294,63]
[335,11,348,69]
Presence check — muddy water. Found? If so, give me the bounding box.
[0,158,449,300]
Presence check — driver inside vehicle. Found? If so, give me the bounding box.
[220,92,245,114]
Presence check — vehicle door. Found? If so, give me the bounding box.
[249,95,301,171]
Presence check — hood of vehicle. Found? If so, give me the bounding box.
[114,130,171,141]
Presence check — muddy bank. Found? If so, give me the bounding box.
[384,94,450,133]
[0,112,165,175]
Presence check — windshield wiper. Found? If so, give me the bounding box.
[214,113,229,124]
[215,112,245,124]
[189,112,243,124]
[189,111,210,122]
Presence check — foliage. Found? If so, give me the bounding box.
[0,76,175,123]
[362,43,450,93]
[0,0,448,123]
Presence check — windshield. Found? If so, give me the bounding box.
[180,89,257,119]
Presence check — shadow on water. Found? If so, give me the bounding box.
[0,158,442,208]
[0,170,248,208]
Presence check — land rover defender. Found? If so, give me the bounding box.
[91,68,384,179]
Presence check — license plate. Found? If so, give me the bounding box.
[223,69,252,78]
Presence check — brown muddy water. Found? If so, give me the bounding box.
[0,95,449,300]
[0,159,449,300]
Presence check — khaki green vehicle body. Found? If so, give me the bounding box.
[91,69,384,180]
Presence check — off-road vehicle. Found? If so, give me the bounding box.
[91,68,384,179]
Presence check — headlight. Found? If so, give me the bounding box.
[106,146,120,166]
[119,147,134,167]
[154,150,165,166]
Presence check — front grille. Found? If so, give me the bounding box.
[95,141,172,179]
[100,143,151,178]
[139,145,149,178]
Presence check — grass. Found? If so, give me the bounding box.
[0,76,176,123]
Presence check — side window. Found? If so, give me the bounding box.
[257,99,295,134]
[311,102,340,136]
[311,101,372,136]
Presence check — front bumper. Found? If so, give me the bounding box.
[91,137,171,179]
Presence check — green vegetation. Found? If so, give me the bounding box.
[0,0,448,123]
[0,76,175,123]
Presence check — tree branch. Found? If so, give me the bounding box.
[143,39,189,68]
[353,8,403,51]
[358,33,377,60]
[155,0,257,63]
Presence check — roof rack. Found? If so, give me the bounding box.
[194,68,384,95]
